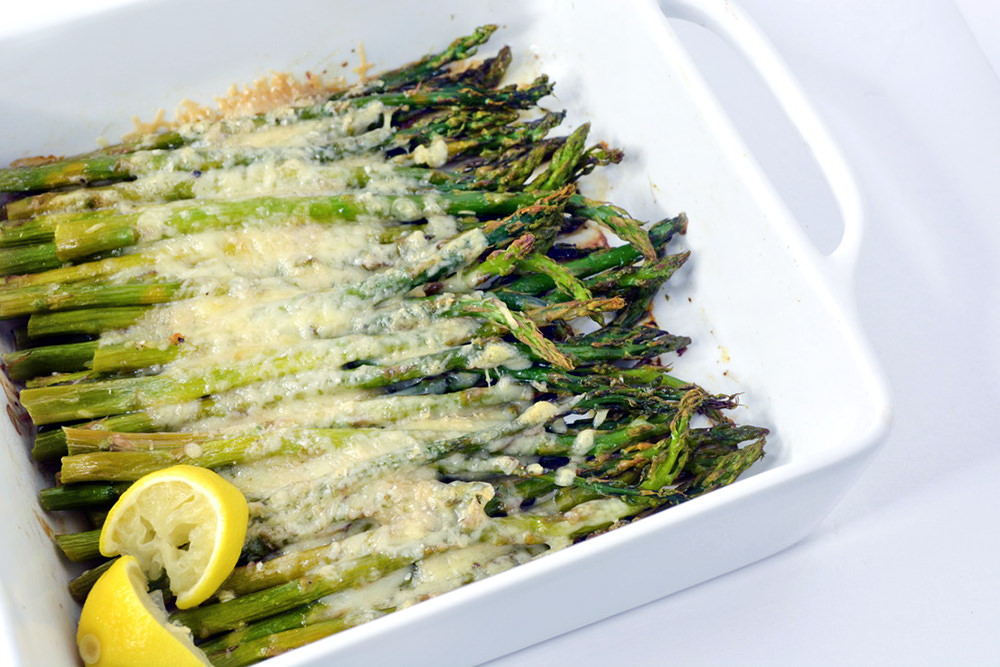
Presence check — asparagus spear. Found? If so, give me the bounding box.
[354,25,499,95]
[59,425,486,483]
[496,213,687,299]
[54,529,102,562]
[173,552,415,639]
[0,76,554,195]
[0,23,502,194]
[201,543,535,667]
[25,306,152,339]
[206,619,354,667]
[0,190,533,276]
[38,482,130,512]
[2,340,99,381]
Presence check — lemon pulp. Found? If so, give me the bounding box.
[99,464,248,609]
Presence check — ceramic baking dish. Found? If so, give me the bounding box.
[0,0,892,664]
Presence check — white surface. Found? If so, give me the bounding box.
[495,1,1000,665]
[2,0,998,665]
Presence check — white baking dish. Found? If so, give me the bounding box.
[0,0,892,664]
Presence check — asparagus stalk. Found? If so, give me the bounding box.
[0,24,504,194]
[31,411,157,461]
[26,306,148,338]
[0,281,180,318]
[59,425,470,483]
[525,123,591,192]
[497,213,687,299]
[38,481,130,511]
[1,193,564,323]
[207,619,354,667]
[27,323,538,462]
[202,544,532,667]
[173,552,415,639]
[2,340,98,381]
[0,76,554,195]
[355,25,499,95]
[517,253,593,302]
[54,529,101,562]
[174,491,631,642]
[2,253,148,288]
[68,559,116,603]
[38,191,542,271]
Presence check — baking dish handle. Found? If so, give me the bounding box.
[656,0,864,280]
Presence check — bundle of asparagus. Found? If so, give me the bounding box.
[1,26,767,666]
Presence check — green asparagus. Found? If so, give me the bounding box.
[0,25,769,666]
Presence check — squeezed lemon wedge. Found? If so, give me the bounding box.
[76,555,211,666]
[99,464,248,609]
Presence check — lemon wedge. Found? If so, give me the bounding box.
[77,555,210,666]
[99,464,248,609]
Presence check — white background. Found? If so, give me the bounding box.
[3,1,999,665]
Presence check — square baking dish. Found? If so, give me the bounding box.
[0,0,892,664]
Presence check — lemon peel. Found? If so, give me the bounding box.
[77,555,210,666]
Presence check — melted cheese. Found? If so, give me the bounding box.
[58,79,614,632]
